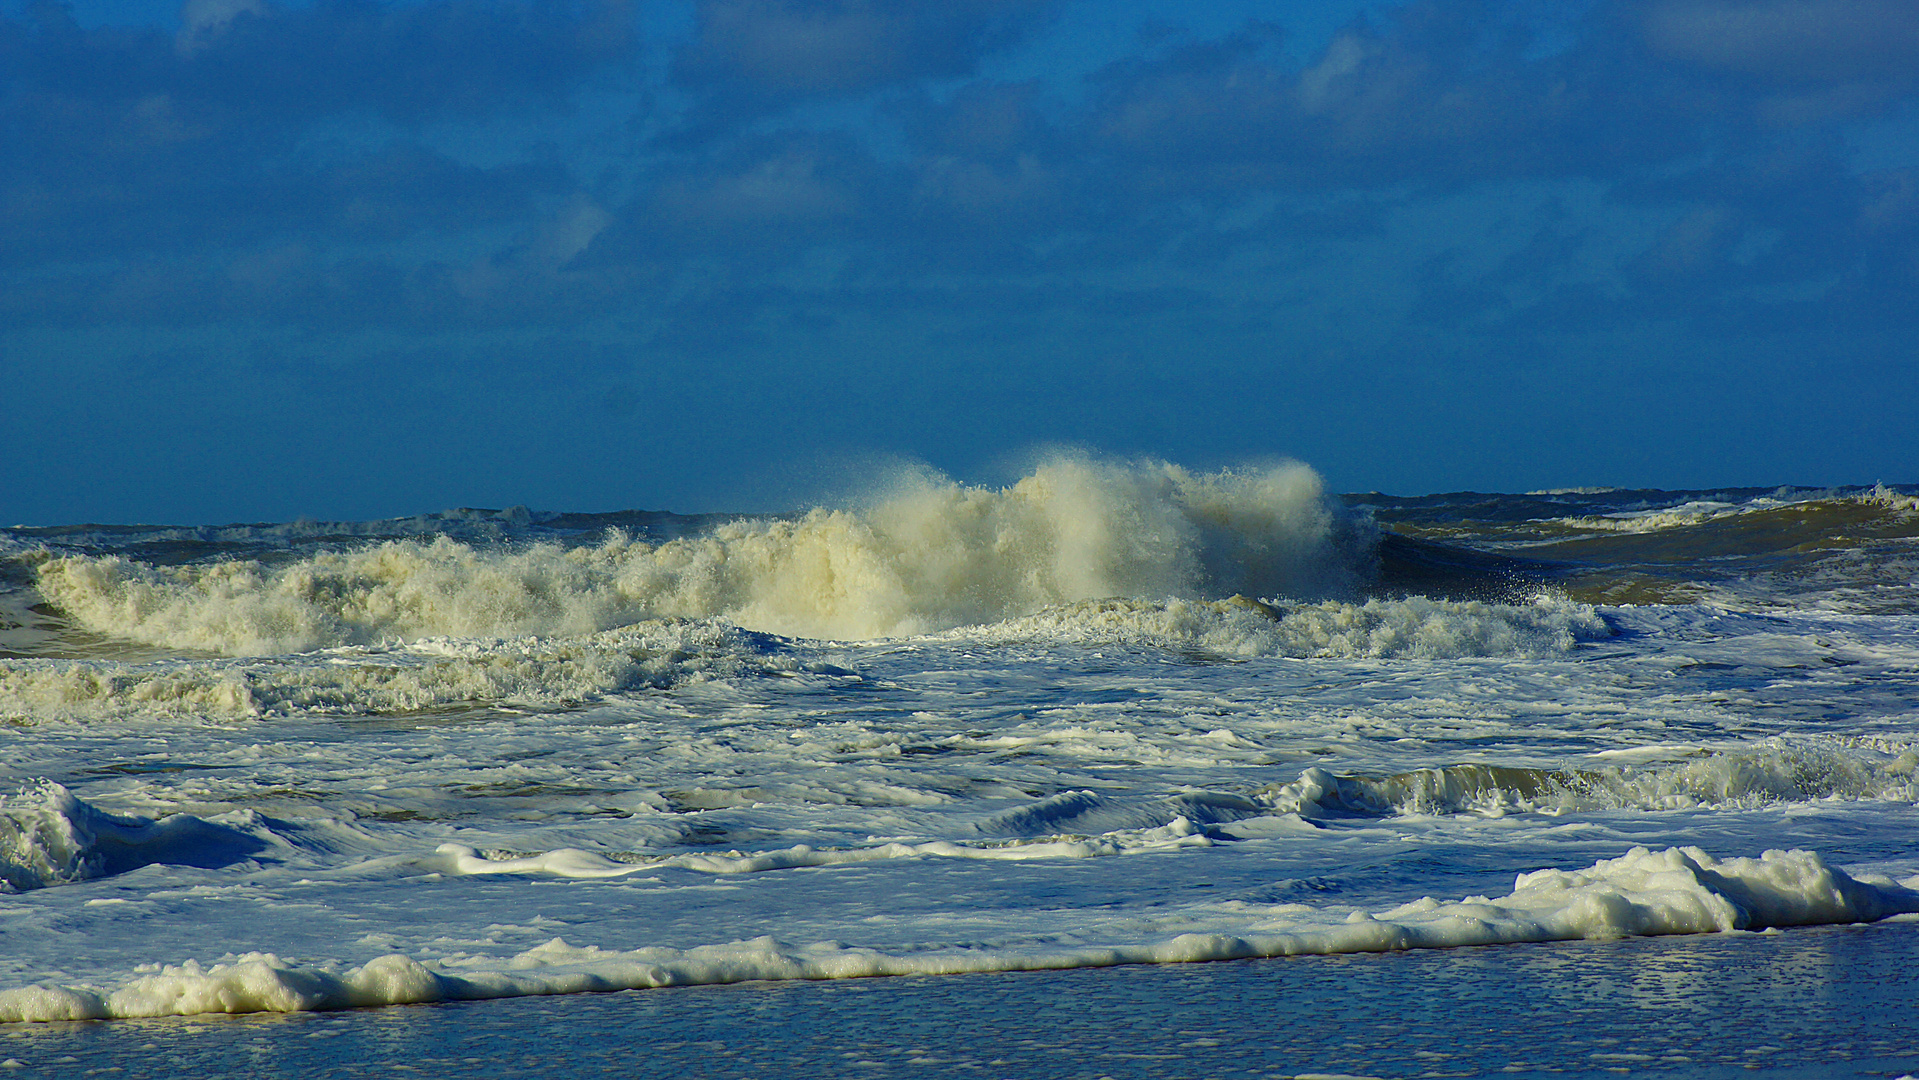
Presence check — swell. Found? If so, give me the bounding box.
[1534,496,1919,611]
[1527,492,1919,560]
[1360,485,1919,613]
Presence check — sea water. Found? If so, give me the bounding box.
[1,458,1916,1040]
[8,923,1919,1078]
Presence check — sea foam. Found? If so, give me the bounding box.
[1,846,1910,1021]
[0,781,270,892]
[0,620,805,721]
[1259,742,1919,818]
[0,593,1612,722]
[966,593,1607,659]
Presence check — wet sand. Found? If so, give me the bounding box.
[6,920,1917,1079]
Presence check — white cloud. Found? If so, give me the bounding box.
[1643,0,1919,83]
[175,0,267,56]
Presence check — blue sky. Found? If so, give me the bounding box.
[3,0,1916,523]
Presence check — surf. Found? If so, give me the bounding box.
[20,458,1375,654]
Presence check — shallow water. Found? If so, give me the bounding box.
[6,921,1915,1079]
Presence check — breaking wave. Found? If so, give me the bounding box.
[27,459,1369,654]
[1259,743,1919,818]
[0,781,270,893]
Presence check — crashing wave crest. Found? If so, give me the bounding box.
[30,459,1370,654]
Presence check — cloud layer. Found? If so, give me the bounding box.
[3,0,1916,519]
[7,0,1913,330]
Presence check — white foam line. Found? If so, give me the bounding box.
[5,846,1913,1022]
[421,817,1218,878]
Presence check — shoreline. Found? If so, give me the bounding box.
[7,919,1917,1079]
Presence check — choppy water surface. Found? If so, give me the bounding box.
[1,459,1916,1032]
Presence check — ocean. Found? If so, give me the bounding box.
[2,458,1916,1073]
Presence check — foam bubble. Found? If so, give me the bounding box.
[1863,483,1919,512]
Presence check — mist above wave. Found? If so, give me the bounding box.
[29,459,1371,655]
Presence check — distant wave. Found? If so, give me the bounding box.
[1541,485,1919,537]
[1416,486,1919,613]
